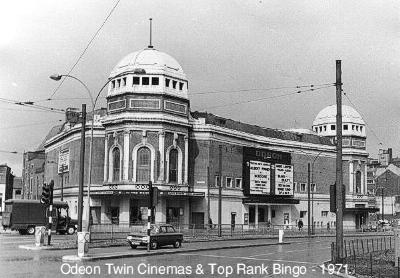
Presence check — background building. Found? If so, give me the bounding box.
[0,165,14,215]
[12,177,23,199]
[22,151,45,200]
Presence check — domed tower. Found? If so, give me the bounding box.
[312,105,369,216]
[312,105,366,143]
[102,46,190,192]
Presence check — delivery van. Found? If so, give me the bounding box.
[1,199,77,235]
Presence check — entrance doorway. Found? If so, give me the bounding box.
[110,207,119,224]
[191,212,204,229]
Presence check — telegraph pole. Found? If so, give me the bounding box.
[335,60,344,262]
[218,145,222,237]
[307,162,311,237]
[77,104,86,232]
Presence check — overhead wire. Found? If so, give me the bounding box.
[46,0,121,101]
[0,120,63,130]
[190,82,334,95]
[0,150,21,154]
[343,91,385,146]
[0,97,65,114]
[201,84,335,110]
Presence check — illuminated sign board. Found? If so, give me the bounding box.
[249,160,271,194]
[275,164,294,195]
[243,147,293,196]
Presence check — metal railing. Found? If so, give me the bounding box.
[331,236,397,277]
[88,223,386,244]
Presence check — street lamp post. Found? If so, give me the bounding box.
[50,73,121,231]
[292,149,324,236]
[310,151,323,235]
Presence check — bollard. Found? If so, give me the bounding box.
[35,226,46,247]
[77,232,90,258]
[395,229,400,267]
[278,229,284,243]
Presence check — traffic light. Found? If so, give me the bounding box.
[330,183,346,213]
[40,180,54,206]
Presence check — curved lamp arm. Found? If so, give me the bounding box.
[50,74,94,107]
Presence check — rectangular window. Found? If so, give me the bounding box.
[165,78,170,87]
[311,183,316,192]
[151,77,159,85]
[117,79,121,88]
[235,178,242,189]
[214,175,220,187]
[300,183,306,192]
[321,211,328,217]
[331,125,335,130]
[179,82,184,90]
[142,77,149,85]
[300,211,307,218]
[271,210,275,218]
[343,124,348,130]
[226,177,233,188]
[172,80,177,89]
[111,80,115,89]
[132,77,140,85]
[122,77,126,86]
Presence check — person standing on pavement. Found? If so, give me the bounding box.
[298,219,304,231]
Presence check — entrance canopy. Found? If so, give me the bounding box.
[344,207,379,213]
[243,196,299,205]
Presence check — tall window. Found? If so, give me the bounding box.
[137,147,151,182]
[112,148,120,181]
[355,171,362,193]
[168,149,178,183]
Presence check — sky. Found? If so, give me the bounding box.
[0,0,399,175]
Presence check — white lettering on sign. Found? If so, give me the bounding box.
[274,164,294,196]
[249,160,271,194]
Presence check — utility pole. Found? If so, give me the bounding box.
[207,166,210,230]
[335,60,344,262]
[218,145,222,237]
[382,172,387,221]
[77,104,86,232]
[307,162,311,237]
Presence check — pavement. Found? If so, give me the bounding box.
[62,237,298,262]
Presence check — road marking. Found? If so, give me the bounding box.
[249,247,328,257]
[181,253,317,265]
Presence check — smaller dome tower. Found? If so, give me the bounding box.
[312,104,366,150]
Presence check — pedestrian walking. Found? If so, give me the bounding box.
[298,219,303,231]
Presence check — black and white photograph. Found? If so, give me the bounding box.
[0,1,399,277]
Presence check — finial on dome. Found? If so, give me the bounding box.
[148,18,153,49]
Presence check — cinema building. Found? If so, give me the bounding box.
[44,46,376,229]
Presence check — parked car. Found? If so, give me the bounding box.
[364,221,378,232]
[378,220,391,231]
[127,224,183,249]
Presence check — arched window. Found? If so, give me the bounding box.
[169,149,178,183]
[355,171,362,193]
[112,148,121,181]
[137,147,151,182]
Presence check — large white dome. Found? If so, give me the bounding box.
[109,47,186,80]
[313,105,365,126]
